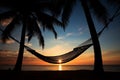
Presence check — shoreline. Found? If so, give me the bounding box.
[1,65,120,72]
[0,70,120,80]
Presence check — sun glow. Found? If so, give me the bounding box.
[58,59,62,64]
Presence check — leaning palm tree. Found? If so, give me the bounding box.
[51,0,108,73]
[80,0,108,73]
[0,0,65,71]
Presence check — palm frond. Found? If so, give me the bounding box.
[26,29,34,42]
[36,11,63,25]
[26,16,35,42]
[34,20,44,49]
[36,11,59,39]
[62,0,76,26]
[89,0,108,24]
[48,0,64,17]
[1,15,20,42]
[26,15,44,49]
[36,11,65,30]
[46,23,57,39]
[0,10,15,21]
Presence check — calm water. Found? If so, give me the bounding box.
[0,65,120,72]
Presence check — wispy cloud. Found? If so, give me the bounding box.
[78,27,84,35]
[0,18,13,27]
[57,32,74,40]
[102,50,120,65]
[57,36,64,40]
[0,39,15,44]
[0,50,17,57]
[78,27,83,31]
[78,27,89,35]
[0,50,44,65]
[66,33,73,37]
[25,42,32,47]
[57,27,87,40]
[103,50,120,57]
[25,36,28,39]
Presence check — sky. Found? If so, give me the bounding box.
[0,0,120,66]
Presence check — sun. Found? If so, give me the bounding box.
[58,59,62,64]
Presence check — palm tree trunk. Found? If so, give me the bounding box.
[81,0,103,73]
[14,17,26,71]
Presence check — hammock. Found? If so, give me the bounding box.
[0,7,119,64]
[24,26,104,64]
[26,43,92,64]
[0,27,104,64]
[25,7,120,64]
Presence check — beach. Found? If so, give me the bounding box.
[0,70,120,80]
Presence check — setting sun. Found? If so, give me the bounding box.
[58,59,62,64]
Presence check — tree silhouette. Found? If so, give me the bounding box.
[80,0,108,73]
[0,0,119,73]
[0,0,65,71]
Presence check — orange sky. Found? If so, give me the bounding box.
[0,2,120,66]
[0,48,120,66]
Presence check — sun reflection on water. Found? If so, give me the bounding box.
[58,64,62,71]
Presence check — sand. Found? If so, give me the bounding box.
[0,70,120,80]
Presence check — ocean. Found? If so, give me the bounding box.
[0,65,120,72]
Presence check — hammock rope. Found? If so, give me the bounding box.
[0,7,120,64]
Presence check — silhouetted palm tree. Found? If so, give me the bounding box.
[0,0,65,71]
[80,0,108,73]
[0,0,110,73]
[51,0,108,73]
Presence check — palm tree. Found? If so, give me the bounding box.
[0,0,65,71]
[80,0,108,73]
[51,0,108,73]
[0,0,109,72]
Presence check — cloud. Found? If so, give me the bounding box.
[57,36,64,40]
[25,36,28,39]
[103,50,120,56]
[25,42,32,47]
[5,39,15,44]
[78,27,84,35]
[57,27,85,40]
[0,50,17,57]
[57,32,74,40]
[0,18,13,27]
[78,27,88,35]
[0,50,38,65]
[57,27,87,40]
[78,27,83,31]
[102,50,120,65]
[0,39,15,44]
[66,33,73,37]
[79,32,83,35]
